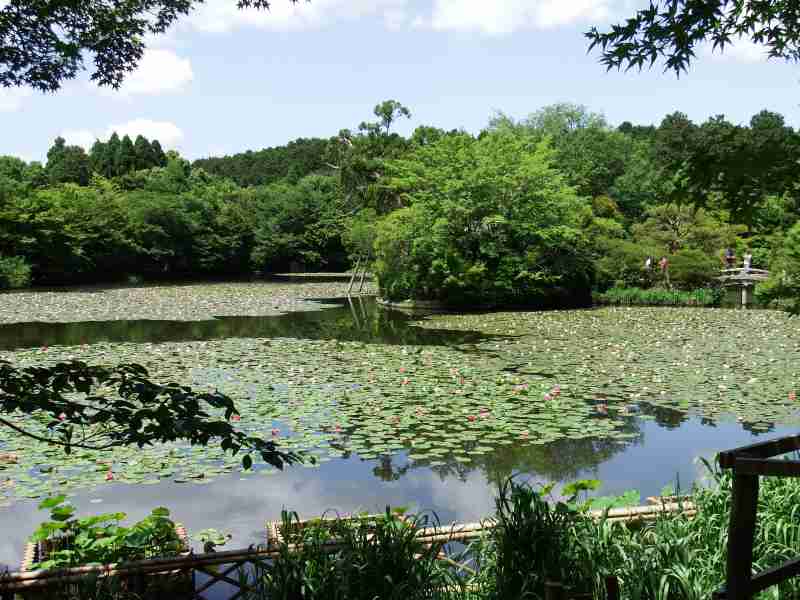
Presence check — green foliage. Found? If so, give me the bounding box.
[250,174,346,272]
[30,496,183,570]
[758,221,800,313]
[0,360,299,469]
[0,162,347,283]
[0,254,31,288]
[374,130,593,307]
[0,0,301,91]
[46,137,90,186]
[193,137,334,187]
[587,0,800,74]
[593,239,660,290]
[597,286,721,307]
[669,249,720,289]
[490,103,633,199]
[252,508,454,600]
[632,204,738,256]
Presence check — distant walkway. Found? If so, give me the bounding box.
[717,267,770,284]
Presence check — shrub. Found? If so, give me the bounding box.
[597,286,721,306]
[668,249,719,289]
[594,238,661,290]
[0,255,32,288]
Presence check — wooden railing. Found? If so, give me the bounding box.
[713,434,800,600]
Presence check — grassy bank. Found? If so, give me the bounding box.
[596,287,721,307]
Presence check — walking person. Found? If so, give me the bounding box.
[659,256,670,288]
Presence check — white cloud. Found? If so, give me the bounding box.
[105,119,184,146]
[61,129,97,150]
[96,49,193,96]
[701,37,768,64]
[427,0,611,34]
[188,0,409,33]
[0,87,31,112]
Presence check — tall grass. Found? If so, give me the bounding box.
[596,287,721,307]
[244,508,460,600]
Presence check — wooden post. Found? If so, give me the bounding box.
[726,472,760,600]
[544,580,566,600]
[605,575,620,600]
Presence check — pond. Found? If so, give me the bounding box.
[1,281,799,570]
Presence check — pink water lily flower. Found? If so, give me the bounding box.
[57,413,66,421]
[401,377,410,386]
[105,470,114,481]
[399,367,406,373]
[543,393,553,402]
[230,414,241,422]
[467,415,476,422]
[552,385,561,396]
[271,428,280,437]
[790,391,797,401]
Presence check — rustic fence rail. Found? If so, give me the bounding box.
[713,434,800,600]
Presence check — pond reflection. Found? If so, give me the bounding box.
[0,297,501,350]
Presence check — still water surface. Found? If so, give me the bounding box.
[0,296,791,570]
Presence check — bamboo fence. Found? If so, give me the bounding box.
[0,500,695,599]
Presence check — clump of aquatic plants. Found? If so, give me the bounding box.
[30,495,184,570]
[249,508,457,600]
[596,287,721,307]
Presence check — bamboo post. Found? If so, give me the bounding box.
[347,257,361,296]
[346,296,361,329]
[357,257,369,293]
[725,472,760,600]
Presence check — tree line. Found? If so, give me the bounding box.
[1,100,799,309]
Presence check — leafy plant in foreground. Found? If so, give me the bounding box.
[30,496,184,570]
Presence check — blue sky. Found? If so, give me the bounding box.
[1,0,798,162]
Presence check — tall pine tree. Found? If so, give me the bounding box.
[115,135,136,176]
[151,140,167,167]
[133,134,154,170]
[89,139,111,177]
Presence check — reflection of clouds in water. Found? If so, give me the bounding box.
[2,419,793,572]
[0,457,504,567]
[410,469,495,522]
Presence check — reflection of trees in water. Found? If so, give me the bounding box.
[359,415,644,486]
[637,403,689,429]
[0,297,502,349]
[740,421,776,435]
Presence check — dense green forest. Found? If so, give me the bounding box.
[2,101,799,308]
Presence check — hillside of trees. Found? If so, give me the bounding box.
[1,101,799,308]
